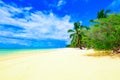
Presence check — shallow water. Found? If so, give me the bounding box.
[0,48,59,56]
[0,49,21,55]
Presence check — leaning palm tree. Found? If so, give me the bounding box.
[68,22,86,48]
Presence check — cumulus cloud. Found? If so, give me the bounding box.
[0,0,73,45]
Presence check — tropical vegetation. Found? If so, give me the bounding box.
[67,22,88,49]
[67,9,120,54]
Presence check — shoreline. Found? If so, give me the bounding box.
[0,48,57,61]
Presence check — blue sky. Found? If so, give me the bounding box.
[0,0,120,48]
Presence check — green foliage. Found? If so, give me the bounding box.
[74,22,80,31]
[66,44,71,47]
[67,22,88,48]
[68,29,74,33]
[67,22,79,47]
[97,9,111,19]
[85,13,120,50]
[67,10,120,51]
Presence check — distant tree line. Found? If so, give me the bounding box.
[67,9,120,53]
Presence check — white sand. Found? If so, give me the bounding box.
[0,48,120,80]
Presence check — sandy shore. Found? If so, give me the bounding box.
[0,48,120,80]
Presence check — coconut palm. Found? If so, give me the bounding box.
[68,22,87,48]
[97,9,111,19]
[90,9,111,22]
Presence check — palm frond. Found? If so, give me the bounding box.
[74,22,80,30]
[89,19,94,22]
[68,29,75,33]
[83,26,90,30]
[71,34,77,46]
[70,33,75,38]
[105,9,111,14]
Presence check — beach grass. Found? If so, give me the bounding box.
[84,50,120,58]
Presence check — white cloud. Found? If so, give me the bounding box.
[107,0,120,12]
[0,0,73,44]
[0,37,28,45]
[110,0,120,6]
[49,0,66,10]
[57,0,66,7]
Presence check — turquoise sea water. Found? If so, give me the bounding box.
[0,49,28,56]
[0,48,57,56]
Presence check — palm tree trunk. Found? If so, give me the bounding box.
[77,31,82,49]
[79,35,82,49]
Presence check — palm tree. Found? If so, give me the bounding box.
[97,9,111,19]
[68,22,87,48]
[90,9,111,22]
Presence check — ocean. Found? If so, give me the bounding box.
[0,49,25,56]
[0,48,57,56]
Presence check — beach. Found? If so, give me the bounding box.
[0,48,120,80]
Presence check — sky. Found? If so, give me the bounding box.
[0,0,120,48]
